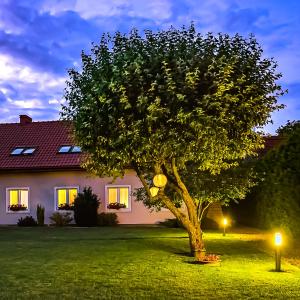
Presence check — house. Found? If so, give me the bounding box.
[1,115,277,226]
[0,115,176,225]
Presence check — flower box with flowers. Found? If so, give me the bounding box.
[107,202,126,210]
[8,204,28,211]
[58,203,74,210]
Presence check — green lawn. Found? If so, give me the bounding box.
[0,226,299,299]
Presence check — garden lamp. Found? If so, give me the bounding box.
[223,218,228,236]
[274,232,282,272]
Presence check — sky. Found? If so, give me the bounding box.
[0,0,299,133]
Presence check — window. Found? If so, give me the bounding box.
[106,185,131,211]
[58,146,72,153]
[58,146,82,153]
[10,147,36,155]
[6,188,29,212]
[55,187,78,210]
[71,146,81,153]
[11,148,24,155]
[23,148,36,154]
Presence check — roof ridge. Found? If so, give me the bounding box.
[0,120,71,125]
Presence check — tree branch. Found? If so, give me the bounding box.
[171,158,198,225]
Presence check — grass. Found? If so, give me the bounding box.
[0,226,300,299]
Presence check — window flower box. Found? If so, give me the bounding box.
[8,204,28,211]
[58,203,74,210]
[107,202,126,210]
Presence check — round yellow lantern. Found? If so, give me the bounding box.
[150,186,159,197]
[153,174,167,188]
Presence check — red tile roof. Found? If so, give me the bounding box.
[0,119,84,171]
[0,116,285,171]
[260,135,285,155]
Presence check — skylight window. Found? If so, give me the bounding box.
[58,146,82,153]
[23,148,36,155]
[10,147,36,155]
[58,146,72,153]
[11,148,24,155]
[71,146,81,153]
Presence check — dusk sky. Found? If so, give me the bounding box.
[0,0,299,133]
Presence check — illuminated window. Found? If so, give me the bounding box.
[106,185,131,211]
[6,188,29,212]
[58,146,82,153]
[55,187,78,210]
[10,147,36,155]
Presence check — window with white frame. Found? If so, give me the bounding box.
[6,188,29,212]
[55,187,78,210]
[106,185,131,211]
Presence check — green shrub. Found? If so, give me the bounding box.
[17,216,37,227]
[50,212,73,226]
[36,204,45,226]
[97,213,119,226]
[158,218,183,228]
[231,123,300,238]
[74,187,100,226]
[201,217,219,230]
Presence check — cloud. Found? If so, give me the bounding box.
[41,0,172,21]
[0,0,298,132]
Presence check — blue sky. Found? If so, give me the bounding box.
[0,0,299,133]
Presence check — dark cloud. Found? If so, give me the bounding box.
[0,2,100,75]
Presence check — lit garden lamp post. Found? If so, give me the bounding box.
[223,218,228,236]
[274,232,282,272]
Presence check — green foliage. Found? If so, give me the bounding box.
[201,217,220,230]
[61,24,284,247]
[97,213,119,226]
[36,204,45,226]
[276,120,300,136]
[62,24,284,179]
[17,216,37,227]
[50,212,73,227]
[73,187,100,226]
[233,121,300,237]
[158,218,183,228]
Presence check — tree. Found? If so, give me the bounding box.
[62,25,284,261]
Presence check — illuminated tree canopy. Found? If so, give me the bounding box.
[62,25,284,261]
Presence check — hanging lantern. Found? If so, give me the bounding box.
[150,186,159,197]
[153,174,167,188]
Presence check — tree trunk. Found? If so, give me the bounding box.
[187,222,206,261]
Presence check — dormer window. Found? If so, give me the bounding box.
[11,147,36,155]
[58,146,82,153]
